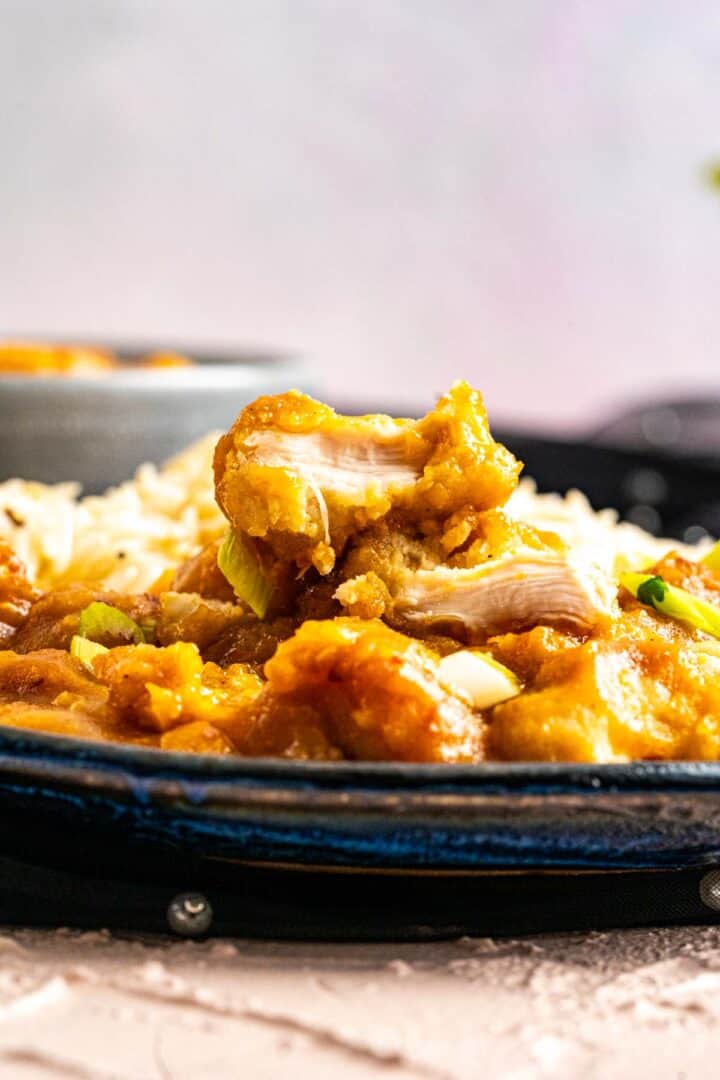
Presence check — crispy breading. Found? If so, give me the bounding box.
[213,382,520,574]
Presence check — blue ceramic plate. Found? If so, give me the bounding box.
[2,725,720,874]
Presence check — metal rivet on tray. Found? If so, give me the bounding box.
[167,892,213,936]
[699,871,720,912]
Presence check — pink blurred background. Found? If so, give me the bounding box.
[2,2,720,431]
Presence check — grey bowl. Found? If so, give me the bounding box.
[0,345,315,493]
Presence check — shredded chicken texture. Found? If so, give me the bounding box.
[334,511,609,639]
[213,382,520,574]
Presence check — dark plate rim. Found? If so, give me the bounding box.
[3,724,720,796]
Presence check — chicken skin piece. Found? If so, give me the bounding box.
[230,617,484,762]
[0,542,38,646]
[214,382,520,574]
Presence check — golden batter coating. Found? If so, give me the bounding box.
[230,617,484,763]
[213,382,520,574]
[92,642,262,734]
[488,608,720,762]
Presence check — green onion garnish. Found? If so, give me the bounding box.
[78,601,146,645]
[621,571,720,638]
[217,529,272,619]
[70,635,109,671]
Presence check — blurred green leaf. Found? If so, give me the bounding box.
[704,161,720,192]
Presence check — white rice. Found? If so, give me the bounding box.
[0,436,708,593]
[0,434,226,592]
[506,479,710,578]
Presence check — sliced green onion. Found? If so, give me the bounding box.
[78,601,146,645]
[137,618,157,644]
[217,529,272,618]
[701,540,720,571]
[621,571,720,639]
[437,649,521,709]
[70,635,109,671]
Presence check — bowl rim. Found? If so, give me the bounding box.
[0,342,306,387]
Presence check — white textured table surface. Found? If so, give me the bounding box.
[0,925,719,1079]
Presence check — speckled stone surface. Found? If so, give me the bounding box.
[0,925,718,1078]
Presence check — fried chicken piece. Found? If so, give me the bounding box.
[11,585,159,653]
[489,609,720,762]
[0,648,108,706]
[214,382,520,574]
[390,557,605,638]
[0,542,38,646]
[335,511,610,641]
[156,591,247,653]
[92,642,262,733]
[230,617,484,762]
[0,649,151,742]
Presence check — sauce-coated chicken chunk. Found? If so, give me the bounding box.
[229,617,485,762]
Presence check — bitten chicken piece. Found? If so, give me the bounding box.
[390,556,606,638]
[335,511,610,641]
[0,542,38,646]
[213,382,520,574]
[231,617,484,762]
